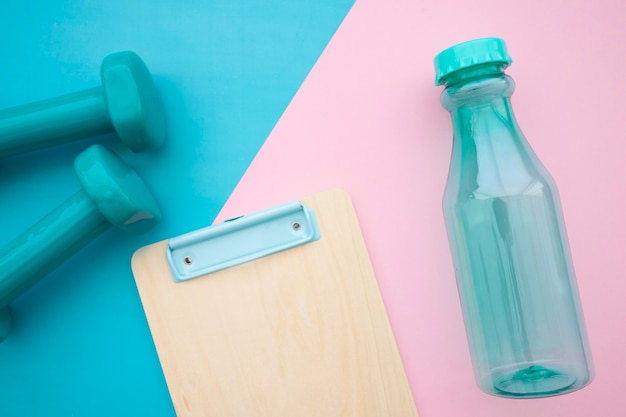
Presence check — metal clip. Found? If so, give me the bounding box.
[166,200,320,282]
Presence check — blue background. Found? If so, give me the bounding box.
[0,1,353,415]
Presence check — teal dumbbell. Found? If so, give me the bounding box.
[0,51,165,157]
[0,144,161,341]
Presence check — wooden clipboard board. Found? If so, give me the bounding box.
[131,189,418,416]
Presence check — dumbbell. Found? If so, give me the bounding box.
[0,51,165,157]
[0,144,161,341]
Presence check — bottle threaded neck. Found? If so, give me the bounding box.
[440,73,515,111]
[440,63,508,88]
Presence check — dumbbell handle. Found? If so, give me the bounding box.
[0,87,113,158]
[0,190,109,309]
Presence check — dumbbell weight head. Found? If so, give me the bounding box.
[101,51,166,153]
[75,143,161,233]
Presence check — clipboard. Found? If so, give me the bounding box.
[131,189,418,416]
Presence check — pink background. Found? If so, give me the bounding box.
[217,0,626,415]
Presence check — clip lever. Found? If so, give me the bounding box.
[166,201,320,282]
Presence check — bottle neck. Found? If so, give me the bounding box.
[439,63,508,89]
[442,73,518,151]
[440,71,543,197]
[441,68,515,113]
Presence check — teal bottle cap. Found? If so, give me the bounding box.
[434,37,512,86]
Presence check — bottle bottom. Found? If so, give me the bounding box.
[493,365,577,398]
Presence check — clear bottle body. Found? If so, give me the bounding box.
[441,69,593,398]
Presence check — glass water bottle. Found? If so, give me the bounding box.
[434,38,593,398]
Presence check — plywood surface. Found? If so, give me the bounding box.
[131,189,418,416]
